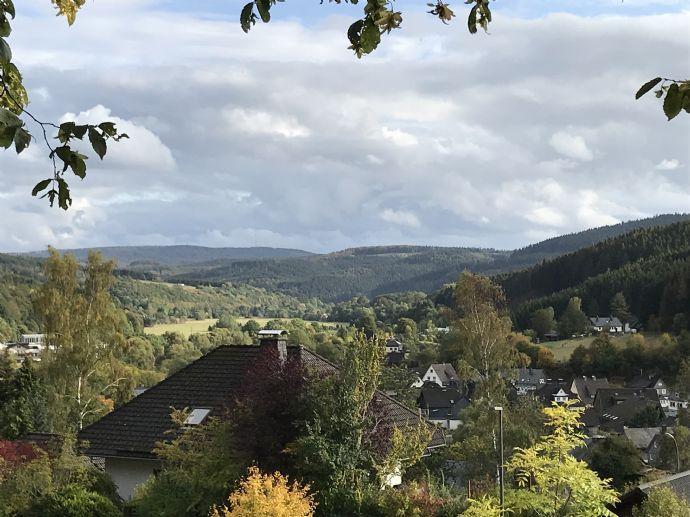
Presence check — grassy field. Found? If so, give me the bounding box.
[144,317,340,338]
[144,318,218,337]
[541,336,596,361]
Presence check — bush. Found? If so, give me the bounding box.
[24,484,121,517]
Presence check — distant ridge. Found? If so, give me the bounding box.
[23,245,314,266]
[511,213,690,262]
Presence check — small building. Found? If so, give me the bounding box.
[19,334,46,349]
[571,376,610,406]
[589,316,624,333]
[384,338,403,354]
[509,367,546,396]
[418,383,470,431]
[418,363,460,388]
[78,335,444,500]
[536,380,574,405]
[584,388,664,434]
[623,427,664,466]
[625,374,689,417]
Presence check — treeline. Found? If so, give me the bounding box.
[501,221,690,331]
[111,278,329,328]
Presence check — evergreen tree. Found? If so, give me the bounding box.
[610,292,631,323]
[558,297,589,337]
[0,360,47,439]
[530,307,555,339]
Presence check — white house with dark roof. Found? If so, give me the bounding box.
[415,363,460,388]
[78,336,445,500]
[589,316,623,333]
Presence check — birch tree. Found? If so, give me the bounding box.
[34,248,126,432]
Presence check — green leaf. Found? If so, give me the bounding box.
[0,107,22,128]
[98,121,116,136]
[240,2,255,33]
[0,125,16,148]
[0,36,11,64]
[58,122,75,143]
[359,18,381,54]
[13,126,30,153]
[255,0,271,23]
[683,93,690,114]
[72,124,88,139]
[467,5,478,34]
[0,1,15,19]
[57,178,72,210]
[663,83,683,120]
[31,179,52,197]
[635,77,662,99]
[348,19,364,45]
[0,13,11,37]
[55,145,72,164]
[88,127,107,159]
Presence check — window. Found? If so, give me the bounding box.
[184,408,211,426]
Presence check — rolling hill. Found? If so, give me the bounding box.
[499,220,690,331]
[24,245,313,266]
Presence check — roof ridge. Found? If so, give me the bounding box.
[637,469,690,491]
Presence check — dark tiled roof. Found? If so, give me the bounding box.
[572,377,610,405]
[418,384,469,421]
[428,363,460,385]
[79,344,443,459]
[589,316,623,327]
[587,388,663,433]
[617,470,690,512]
[625,374,664,390]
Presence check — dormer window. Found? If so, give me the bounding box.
[184,408,211,426]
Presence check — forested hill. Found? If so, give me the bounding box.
[166,246,511,303]
[500,221,690,330]
[509,213,690,265]
[24,245,313,266]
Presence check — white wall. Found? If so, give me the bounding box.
[105,457,161,501]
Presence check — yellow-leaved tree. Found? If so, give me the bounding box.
[464,401,619,516]
[210,467,315,517]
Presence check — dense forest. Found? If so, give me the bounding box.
[500,221,690,331]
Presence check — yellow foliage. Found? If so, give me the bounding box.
[51,0,86,25]
[210,467,315,517]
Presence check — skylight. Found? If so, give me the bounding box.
[184,408,211,426]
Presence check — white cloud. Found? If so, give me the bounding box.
[380,209,421,228]
[60,105,176,171]
[549,131,594,161]
[225,108,310,138]
[656,158,680,170]
[380,127,418,147]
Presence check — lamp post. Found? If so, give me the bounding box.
[494,406,505,514]
[664,432,680,473]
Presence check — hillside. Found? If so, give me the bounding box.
[165,246,511,302]
[509,213,690,265]
[24,245,313,266]
[500,221,690,331]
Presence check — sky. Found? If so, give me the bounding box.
[0,0,688,253]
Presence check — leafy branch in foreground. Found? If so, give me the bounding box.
[0,0,128,210]
[636,77,690,121]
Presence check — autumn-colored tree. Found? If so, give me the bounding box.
[632,486,690,517]
[34,249,127,432]
[210,467,315,517]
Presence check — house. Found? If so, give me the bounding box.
[6,344,42,361]
[625,373,689,417]
[589,316,624,333]
[384,338,403,354]
[536,380,574,405]
[583,388,664,434]
[622,427,664,466]
[78,335,445,500]
[615,469,690,516]
[417,363,460,388]
[417,383,470,431]
[19,334,46,350]
[509,368,546,396]
[570,376,610,406]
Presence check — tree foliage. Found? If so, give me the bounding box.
[210,467,315,517]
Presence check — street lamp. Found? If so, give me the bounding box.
[494,406,505,514]
[664,432,680,473]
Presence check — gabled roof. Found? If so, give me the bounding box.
[617,470,690,511]
[428,363,460,385]
[571,376,610,404]
[625,373,664,390]
[78,345,444,459]
[623,427,662,450]
[589,316,623,327]
[418,384,469,421]
[513,367,546,386]
[587,388,663,432]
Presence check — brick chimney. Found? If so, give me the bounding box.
[258,329,288,363]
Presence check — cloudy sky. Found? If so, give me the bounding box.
[0,0,688,253]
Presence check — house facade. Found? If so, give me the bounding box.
[417,363,460,388]
[78,338,444,500]
[589,316,624,333]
